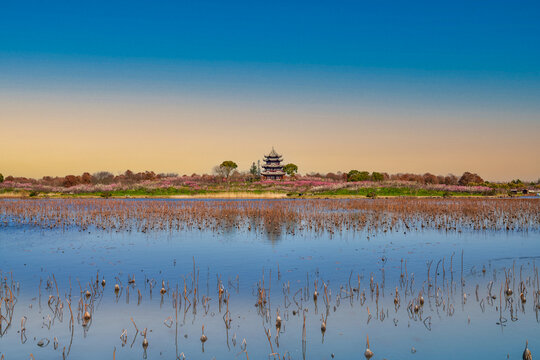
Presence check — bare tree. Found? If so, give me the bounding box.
[213,165,228,179]
[92,171,114,184]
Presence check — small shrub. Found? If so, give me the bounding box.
[100,192,112,198]
[366,189,377,198]
[29,190,39,197]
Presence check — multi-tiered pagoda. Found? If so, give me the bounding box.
[261,147,285,180]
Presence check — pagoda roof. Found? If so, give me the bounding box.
[265,147,282,158]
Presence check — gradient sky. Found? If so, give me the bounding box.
[1,0,539,181]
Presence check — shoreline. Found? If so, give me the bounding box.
[0,191,527,200]
[0,191,288,199]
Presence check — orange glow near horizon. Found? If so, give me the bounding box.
[1,90,539,182]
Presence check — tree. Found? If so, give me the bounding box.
[218,161,238,179]
[93,171,114,184]
[458,172,484,186]
[422,173,437,184]
[248,162,261,181]
[63,175,80,187]
[444,174,458,185]
[213,166,227,178]
[371,172,384,182]
[249,162,258,176]
[347,170,370,182]
[81,172,93,184]
[0,173,3,183]
[283,163,298,177]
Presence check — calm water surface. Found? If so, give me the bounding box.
[1,200,539,359]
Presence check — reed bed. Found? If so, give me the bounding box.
[0,198,538,234]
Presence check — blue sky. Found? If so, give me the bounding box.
[1,0,539,70]
[2,0,539,110]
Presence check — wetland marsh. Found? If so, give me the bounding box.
[0,198,539,359]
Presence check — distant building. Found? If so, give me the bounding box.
[509,188,538,196]
[262,147,285,180]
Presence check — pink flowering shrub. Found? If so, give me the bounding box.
[0,171,500,195]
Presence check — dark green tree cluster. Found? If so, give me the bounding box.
[283,163,298,177]
[347,170,384,182]
[0,173,3,183]
[347,170,370,181]
[371,172,384,182]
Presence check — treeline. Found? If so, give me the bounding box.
[1,170,180,188]
[0,169,538,189]
[345,170,484,186]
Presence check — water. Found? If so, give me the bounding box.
[1,199,539,359]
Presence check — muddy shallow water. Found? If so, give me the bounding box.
[1,199,539,359]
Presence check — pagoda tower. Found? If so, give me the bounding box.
[262,147,285,180]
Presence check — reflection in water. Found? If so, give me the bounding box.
[1,250,539,360]
[263,216,284,243]
[0,199,539,359]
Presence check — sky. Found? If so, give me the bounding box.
[1,0,539,181]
